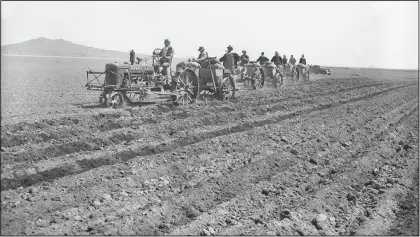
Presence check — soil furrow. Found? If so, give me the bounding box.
[1,81,416,235]
[0,80,390,150]
[0,83,413,191]
[167,95,418,236]
[0,81,402,170]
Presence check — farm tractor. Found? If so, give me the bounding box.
[85,49,236,108]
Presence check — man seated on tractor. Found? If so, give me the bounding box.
[289,55,296,65]
[239,50,250,80]
[282,55,288,65]
[256,52,270,65]
[196,46,207,64]
[271,51,283,67]
[240,50,249,66]
[299,54,306,65]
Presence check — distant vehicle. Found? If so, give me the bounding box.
[309,65,332,75]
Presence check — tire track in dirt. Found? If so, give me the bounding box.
[2,78,391,137]
[38,83,418,235]
[1,80,390,150]
[167,95,418,236]
[235,102,418,235]
[0,81,398,170]
[0,83,414,191]
[153,91,419,235]
[2,82,416,234]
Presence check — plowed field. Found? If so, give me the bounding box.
[1,56,419,235]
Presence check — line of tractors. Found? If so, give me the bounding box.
[85,48,314,108]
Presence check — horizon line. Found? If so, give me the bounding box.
[1,54,418,71]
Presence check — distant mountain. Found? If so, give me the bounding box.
[1,37,189,67]
[1,37,150,59]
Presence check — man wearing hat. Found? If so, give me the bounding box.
[129,50,135,65]
[299,54,306,65]
[158,39,175,75]
[219,45,237,97]
[240,50,250,66]
[256,52,269,65]
[196,46,207,64]
[282,55,288,65]
[289,55,296,65]
[239,50,250,81]
[219,45,236,70]
[271,51,283,66]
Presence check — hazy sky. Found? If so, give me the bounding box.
[1,1,418,69]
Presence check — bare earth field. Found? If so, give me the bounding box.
[1,56,419,235]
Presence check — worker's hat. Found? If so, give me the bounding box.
[198,46,205,51]
[302,54,305,57]
[242,50,247,53]
[275,51,279,54]
[227,45,233,49]
[164,39,171,44]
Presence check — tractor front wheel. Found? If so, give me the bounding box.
[220,77,235,99]
[108,93,124,109]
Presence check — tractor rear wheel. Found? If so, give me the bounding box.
[175,70,199,106]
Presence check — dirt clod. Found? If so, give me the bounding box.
[208,227,216,235]
[311,214,329,230]
[309,158,318,165]
[290,149,299,155]
[201,229,211,236]
[280,209,292,220]
[92,199,101,207]
[346,193,356,201]
[35,219,48,227]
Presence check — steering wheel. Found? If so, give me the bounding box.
[152,48,162,66]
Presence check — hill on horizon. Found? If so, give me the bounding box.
[1,37,152,60]
[1,37,192,68]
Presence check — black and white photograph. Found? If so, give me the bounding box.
[1,1,419,235]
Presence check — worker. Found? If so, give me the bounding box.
[240,50,249,66]
[271,51,283,67]
[256,52,269,65]
[238,50,250,81]
[129,50,135,65]
[299,54,306,65]
[157,39,174,77]
[289,55,296,65]
[196,46,207,64]
[219,45,237,98]
[282,55,288,65]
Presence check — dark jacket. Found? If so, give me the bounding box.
[256,55,269,65]
[240,54,250,65]
[299,57,306,65]
[220,52,240,68]
[282,57,288,65]
[271,56,282,65]
[289,57,296,65]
